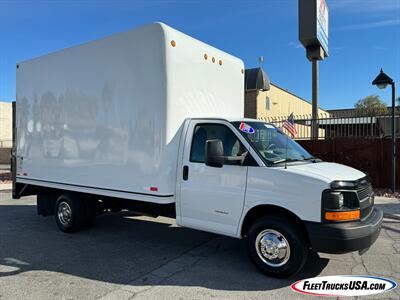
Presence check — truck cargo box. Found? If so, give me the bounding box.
[16,22,244,201]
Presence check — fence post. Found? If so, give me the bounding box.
[370,116,373,137]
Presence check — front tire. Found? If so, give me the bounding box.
[247,216,308,278]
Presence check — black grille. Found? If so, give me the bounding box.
[357,183,374,219]
[357,184,373,201]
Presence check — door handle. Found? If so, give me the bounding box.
[183,165,189,181]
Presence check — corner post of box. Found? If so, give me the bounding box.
[11,101,17,199]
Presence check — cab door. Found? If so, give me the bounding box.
[179,120,249,237]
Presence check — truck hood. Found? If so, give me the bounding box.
[284,162,366,182]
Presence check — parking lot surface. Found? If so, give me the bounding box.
[0,193,398,299]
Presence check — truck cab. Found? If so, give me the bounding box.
[176,118,383,277]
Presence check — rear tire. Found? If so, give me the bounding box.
[55,193,87,233]
[247,216,308,278]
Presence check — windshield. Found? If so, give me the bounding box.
[232,121,314,165]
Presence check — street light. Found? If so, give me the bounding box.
[372,69,396,193]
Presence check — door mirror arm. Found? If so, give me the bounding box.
[240,151,249,165]
[223,152,248,166]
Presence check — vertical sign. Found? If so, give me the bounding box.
[317,0,329,55]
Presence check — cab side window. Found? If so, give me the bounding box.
[190,124,246,164]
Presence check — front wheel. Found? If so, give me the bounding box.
[247,216,308,278]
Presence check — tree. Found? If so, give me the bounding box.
[354,95,388,116]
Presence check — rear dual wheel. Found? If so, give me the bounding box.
[55,193,96,233]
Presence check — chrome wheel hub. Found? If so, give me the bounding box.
[255,229,290,267]
[58,201,72,225]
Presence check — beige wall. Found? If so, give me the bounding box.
[245,83,328,119]
[0,102,13,148]
[244,84,327,139]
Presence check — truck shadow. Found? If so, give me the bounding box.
[0,203,329,291]
[375,201,400,234]
[375,201,400,215]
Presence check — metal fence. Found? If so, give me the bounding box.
[259,112,400,140]
[297,138,400,188]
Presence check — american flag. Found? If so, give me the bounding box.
[282,113,297,137]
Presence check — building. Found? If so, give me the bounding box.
[244,67,328,119]
[244,67,327,138]
[0,102,12,148]
[0,101,13,164]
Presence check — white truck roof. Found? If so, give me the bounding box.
[16,22,244,200]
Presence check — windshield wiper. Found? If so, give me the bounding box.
[303,156,316,160]
[304,156,321,163]
[272,158,303,164]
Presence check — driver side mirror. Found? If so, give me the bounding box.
[205,139,224,168]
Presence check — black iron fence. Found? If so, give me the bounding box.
[259,112,400,140]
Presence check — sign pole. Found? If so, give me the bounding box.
[299,0,328,140]
[312,59,318,139]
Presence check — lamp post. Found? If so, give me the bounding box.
[372,69,396,193]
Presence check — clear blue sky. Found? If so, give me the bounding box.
[0,0,399,109]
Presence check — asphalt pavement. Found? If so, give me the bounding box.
[0,193,398,300]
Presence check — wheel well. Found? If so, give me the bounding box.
[240,205,309,241]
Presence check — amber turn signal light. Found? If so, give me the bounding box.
[325,210,360,221]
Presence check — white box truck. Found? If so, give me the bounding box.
[12,23,382,277]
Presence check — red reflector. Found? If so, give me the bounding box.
[150,187,158,192]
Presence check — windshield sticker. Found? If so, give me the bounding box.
[239,122,255,134]
[264,124,275,129]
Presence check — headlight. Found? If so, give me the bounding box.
[322,190,360,222]
[324,191,358,210]
[325,192,344,209]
